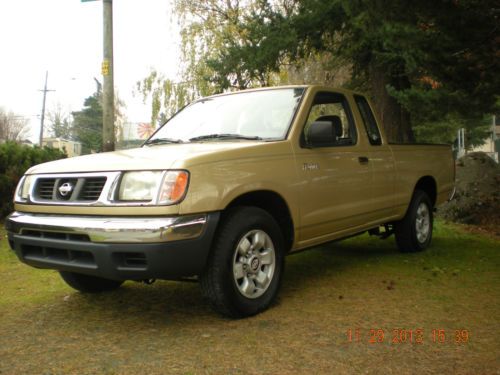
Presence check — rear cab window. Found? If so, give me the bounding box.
[354,95,382,146]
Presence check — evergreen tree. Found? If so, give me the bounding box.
[139,0,498,143]
[72,90,103,153]
[184,0,499,143]
[47,105,72,139]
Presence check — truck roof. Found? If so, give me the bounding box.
[200,85,366,101]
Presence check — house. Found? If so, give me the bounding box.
[42,137,82,157]
[471,116,500,163]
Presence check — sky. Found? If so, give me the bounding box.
[0,0,180,142]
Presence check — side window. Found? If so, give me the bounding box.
[303,92,357,147]
[354,95,382,145]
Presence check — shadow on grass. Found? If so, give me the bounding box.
[14,228,496,331]
[282,235,399,289]
[81,238,399,322]
[10,236,398,330]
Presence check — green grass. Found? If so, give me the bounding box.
[0,221,498,374]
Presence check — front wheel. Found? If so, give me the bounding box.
[200,207,285,318]
[394,190,433,252]
[59,271,124,293]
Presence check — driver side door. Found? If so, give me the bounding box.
[294,91,373,247]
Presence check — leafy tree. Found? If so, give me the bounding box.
[0,107,30,141]
[137,71,194,125]
[279,51,351,87]
[173,0,267,91]
[138,1,352,124]
[140,0,498,144]
[169,0,499,143]
[138,0,277,124]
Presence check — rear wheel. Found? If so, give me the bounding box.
[59,271,124,293]
[394,190,433,252]
[200,206,285,318]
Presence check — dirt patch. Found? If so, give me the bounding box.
[437,152,500,237]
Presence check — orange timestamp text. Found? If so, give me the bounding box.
[346,328,470,344]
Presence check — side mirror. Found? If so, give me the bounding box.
[307,121,337,147]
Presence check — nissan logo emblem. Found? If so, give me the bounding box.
[58,182,74,197]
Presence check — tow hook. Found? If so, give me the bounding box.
[142,279,156,285]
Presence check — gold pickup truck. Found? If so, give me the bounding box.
[6,86,455,317]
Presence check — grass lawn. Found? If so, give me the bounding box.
[0,221,498,374]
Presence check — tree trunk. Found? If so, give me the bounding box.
[369,63,415,143]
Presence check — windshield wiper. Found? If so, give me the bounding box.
[144,137,184,145]
[189,133,263,142]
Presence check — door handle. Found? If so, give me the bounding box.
[358,156,369,164]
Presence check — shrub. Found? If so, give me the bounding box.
[0,142,66,219]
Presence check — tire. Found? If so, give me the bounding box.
[394,190,433,252]
[59,271,124,293]
[200,206,285,318]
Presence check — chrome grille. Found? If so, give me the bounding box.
[36,178,56,199]
[32,175,107,202]
[80,177,106,201]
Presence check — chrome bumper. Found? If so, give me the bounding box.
[6,211,207,243]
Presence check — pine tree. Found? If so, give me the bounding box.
[72,91,103,153]
[197,0,499,143]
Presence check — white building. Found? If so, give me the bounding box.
[42,137,82,157]
[471,117,500,163]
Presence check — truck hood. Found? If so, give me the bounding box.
[26,142,265,174]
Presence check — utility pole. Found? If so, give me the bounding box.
[39,71,55,147]
[492,115,496,145]
[102,0,115,152]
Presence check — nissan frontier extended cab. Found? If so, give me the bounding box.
[6,86,455,317]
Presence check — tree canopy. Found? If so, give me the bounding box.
[72,90,103,153]
[139,0,499,144]
[64,85,125,154]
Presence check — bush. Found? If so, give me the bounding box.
[0,142,66,219]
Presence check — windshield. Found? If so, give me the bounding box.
[146,88,304,144]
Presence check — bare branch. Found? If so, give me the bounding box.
[0,108,30,142]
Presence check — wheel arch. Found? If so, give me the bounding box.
[224,190,295,252]
[414,176,437,207]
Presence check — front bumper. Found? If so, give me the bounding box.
[6,211,220,280]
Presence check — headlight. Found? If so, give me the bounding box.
[14,175,34,202]
[118,170,189,205]
[118,171,163,201]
